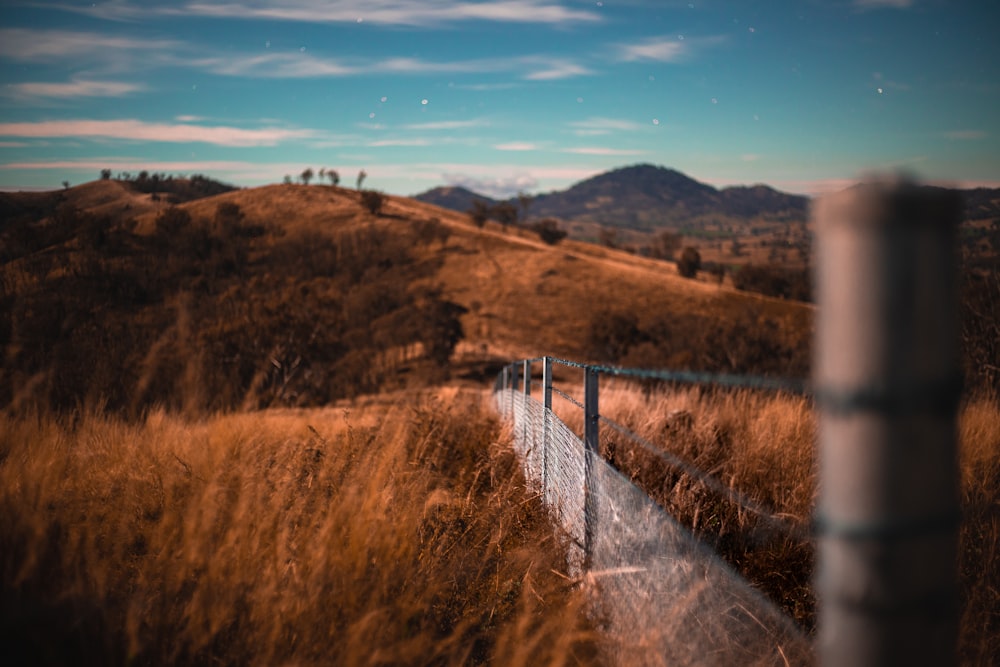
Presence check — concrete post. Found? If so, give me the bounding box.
[813,180,962,666]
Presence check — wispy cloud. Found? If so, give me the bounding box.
[192,53,357,77]
[61,0,601,26]
[494,142,538,151]
[0,119,316,147]
[523,59,593,80]
[616,35,724,63]
[944,130,987,140]
[854,0,914,9]
[178,0,603,27]
[368,138,432,147]
[403,119,487,130]
[0,28,178,63]
[561,147,646,156]
[568,117,644,136]
[7,79,143,99]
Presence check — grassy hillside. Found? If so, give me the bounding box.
[0,180,815,415]
[0,389,599,665]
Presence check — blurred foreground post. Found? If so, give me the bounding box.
[813,180,962,665]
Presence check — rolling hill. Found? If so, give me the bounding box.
[0,177,815,413]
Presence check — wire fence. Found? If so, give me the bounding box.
[494,357,812,666]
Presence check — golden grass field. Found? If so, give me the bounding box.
[554,383,1000,663]
[1,389,600,666]
[2,179,997,663]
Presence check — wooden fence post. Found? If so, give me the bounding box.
[813,180,962,666]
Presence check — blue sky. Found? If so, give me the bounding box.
[1,0,998,197]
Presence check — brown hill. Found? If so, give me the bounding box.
[0,180,814,414]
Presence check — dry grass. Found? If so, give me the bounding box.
[0,389,600,666]
[553,381,1000,660]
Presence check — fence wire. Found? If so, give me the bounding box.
[496,377,813,666]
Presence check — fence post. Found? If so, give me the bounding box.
[583,366,600,567]
[543,357,553,502]
[522,359,532,457]
[500,366,508,414]
[813,180,962,666]
[510,362,519,419]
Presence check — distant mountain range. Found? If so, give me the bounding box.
[415,163,1000,231]
[415,164,810,231]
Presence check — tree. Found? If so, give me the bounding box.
[492,202,518,233]
[283,175,292,185]
[649,230,682,260]
[327,169,340,186]
[532,218,568,245]
[301,167,314,185]
[598,227,618,249]
[677,246,701,278]
[100,169,112,180]
[360,190,385,215]
[356,169,367,190]
[62,181,70,190]
[468,199,490,229]
[517,191,533,224]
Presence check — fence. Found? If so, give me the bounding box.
[494,358,813,666]
[491,182,962,666]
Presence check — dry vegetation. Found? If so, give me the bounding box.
[2,178,997,663]
[551,381,1000,663]
[0,390,600,666]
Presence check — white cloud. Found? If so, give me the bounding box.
[619,39,687,63]
[568,117,644,135]
[0,28,178,63]
[561,147,646,156]
[192,53,357,77]
[494,142,538,151]
[0,119,316,147]
[179,0,603,26]
[441,172,540,198]
[403,119,488,130]
[524,59,593,80]
[8,79,143,99]
[616,35,725,63]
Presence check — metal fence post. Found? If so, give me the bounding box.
[509,362,518,419]
[543,357,553,501]
[584,365,600,567]
[522,359,532,457]
[813,181,962,666]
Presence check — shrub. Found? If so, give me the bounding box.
[468,200,490,229]
[360,190,385,216]
[677,246,701,278]
[532,218,568,245]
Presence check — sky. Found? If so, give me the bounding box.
[1,0,998,198]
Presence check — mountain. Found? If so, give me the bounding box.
[413,186,497,213]
[416,164,810,231]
